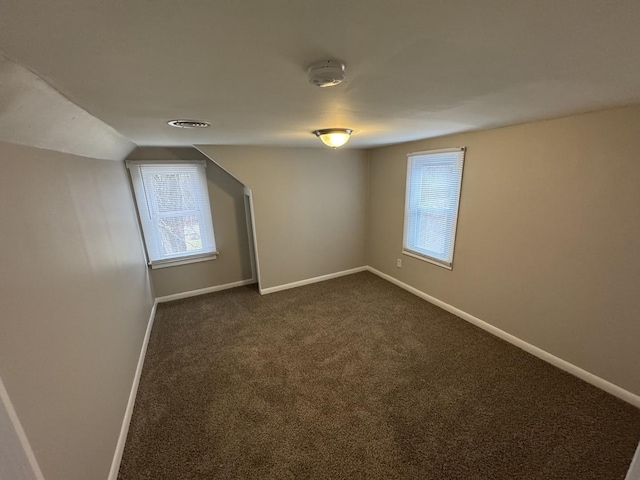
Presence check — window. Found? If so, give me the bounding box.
[126,160,217,268]
[403,147,466,269]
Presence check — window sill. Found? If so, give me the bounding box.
[402,249,452,270]
[149,252,218,270]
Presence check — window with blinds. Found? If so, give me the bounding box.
[126,161,217,267]
[403,147,466,269]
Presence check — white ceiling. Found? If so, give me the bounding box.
[1,0,639,148]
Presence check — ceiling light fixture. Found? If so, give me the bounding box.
[167,120,211,128]
[313,128,353,148]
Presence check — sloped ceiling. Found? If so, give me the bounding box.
[0,54,134,159]
[0,1,639,148]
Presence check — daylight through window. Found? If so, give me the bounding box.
[126,161,217,267]
[403,147,465,269]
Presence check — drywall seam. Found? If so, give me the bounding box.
[0,376,45,480]
[156,278,256,303]
[259,267,368,295]
[365,266,640,409]
[107,301,158,480]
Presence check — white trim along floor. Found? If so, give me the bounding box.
[109,266,640,480]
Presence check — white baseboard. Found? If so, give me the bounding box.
[0,376,45,480]
[107,267,640,480]
[259,267,367,295]
[156,278,256,303]
[109,278,256,478]
[365,266,640,409]
[108,300,158,480]
[627,442,640,480]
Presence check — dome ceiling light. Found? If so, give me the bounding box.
[307,60,353,148]
[313,128,353,148]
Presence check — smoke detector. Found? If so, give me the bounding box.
[307,60,346,87]
[167,120,211,128]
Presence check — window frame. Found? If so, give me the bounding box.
[126,160,218,269]
[402,147,466,270]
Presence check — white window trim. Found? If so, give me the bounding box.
[149,252,218,269]
[126,159,218,268]
[402,147,466,270]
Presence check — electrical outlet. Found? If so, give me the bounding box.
[396,258,402,268]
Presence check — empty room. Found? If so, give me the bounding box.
[1,1,639,479]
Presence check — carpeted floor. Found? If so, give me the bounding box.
[118,272,640,480]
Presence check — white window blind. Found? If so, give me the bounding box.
[126,161,217,266]
[403,147,466,269]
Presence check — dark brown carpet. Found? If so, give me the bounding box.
[118,272,640,479]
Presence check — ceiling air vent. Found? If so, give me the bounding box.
[167,120,211,128]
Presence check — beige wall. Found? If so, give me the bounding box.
[0,141,154,480]
[197,146,368,290]
[367,105,640,396]
[126,147,254,297]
